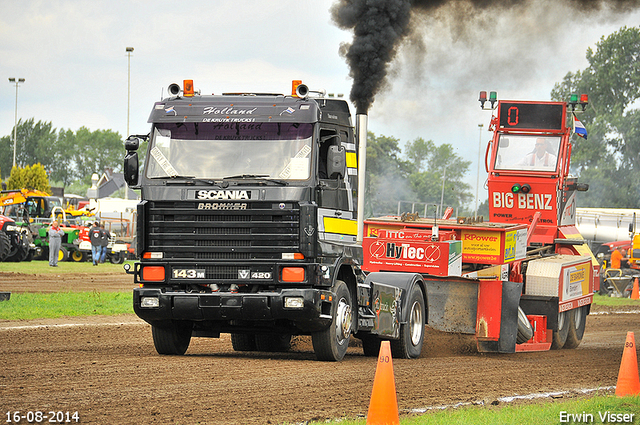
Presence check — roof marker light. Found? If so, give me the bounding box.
[183,80,194,97]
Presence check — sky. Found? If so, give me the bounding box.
[2,0,640,207]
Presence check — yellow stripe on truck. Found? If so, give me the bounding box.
[323,216,358,235]
[346,152,357,168]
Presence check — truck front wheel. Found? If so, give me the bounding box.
[312,280,352,361]
[151,321,193,355]
[391,284,425,359]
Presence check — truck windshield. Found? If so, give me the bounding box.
[145,122,314,180]
[494,134,561,172]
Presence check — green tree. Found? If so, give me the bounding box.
[405,138,473,215]
[71,127,124,185]
[364,132,414,216]
[551,26,640,207]
[6,163,51,193]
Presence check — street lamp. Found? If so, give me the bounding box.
[439,163,448,218]
[126,47,134,137]
[125,47,134,200]
[8,77,25,167]
[475,123,484,219]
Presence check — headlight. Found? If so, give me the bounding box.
[5,225,17,232]
[284,297,304,309]
[140,297,160,308]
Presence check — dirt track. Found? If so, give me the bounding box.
[0,271,638,424]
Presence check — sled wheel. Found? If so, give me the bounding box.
[151,321,193,355]
[516,307,534,344]
[551,310,569,349]
[391,284,425,359]
[312,280,352,361]
[564,306,587,349]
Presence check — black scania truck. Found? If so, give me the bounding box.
[123,80,426,361]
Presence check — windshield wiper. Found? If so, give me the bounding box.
[150,175,230,188]
[222,174,288,186]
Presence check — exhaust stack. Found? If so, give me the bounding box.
[356,113,368,244]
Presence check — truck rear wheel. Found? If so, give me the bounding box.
[564,306,587,349]
[390,284,425,359]
[551,310,569,349]
[151,321,193,355]
[312,280,352,361]
[231,333,257,351]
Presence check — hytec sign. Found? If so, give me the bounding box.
[363,229,462,276]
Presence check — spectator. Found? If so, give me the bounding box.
[89,221,102,266]
[611,247,627,270]
[99,224,111,264]
[48,221,65,267]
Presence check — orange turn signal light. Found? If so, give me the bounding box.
[282,267,305,282]
[142,266,165,282]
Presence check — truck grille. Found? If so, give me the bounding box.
[145,201,300,261]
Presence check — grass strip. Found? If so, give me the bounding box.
[0,291,133,320]
[308,395,640,425]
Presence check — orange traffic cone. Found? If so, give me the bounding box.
[366,341,400,425]
[631,278,639,300]
[615,332,640,397]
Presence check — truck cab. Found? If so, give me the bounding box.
[124,81,372,360]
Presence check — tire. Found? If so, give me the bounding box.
[58,246,69,262]
[312,280,353,361]
[390,284,425,359]
[551,310,570,349]
[151,321,193,355]
[6,234,29,262]
[564,306,587,349]
[255,334,292,352]
[0,231,12,261]
[109,252,124,264]
[516,307,534,344]
[360,334,382,357]
[231,333,257,351]
[70,250,86,262]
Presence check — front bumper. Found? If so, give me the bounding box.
[133,287,334,333]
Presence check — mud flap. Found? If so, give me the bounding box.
[476,280,522,353]
[423,277,479,334]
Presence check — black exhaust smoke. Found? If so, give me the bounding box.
[331,0,640,114]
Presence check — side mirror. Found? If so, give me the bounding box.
[125,136,141,151]
[327,145,346,179]
[124,151,139,186]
